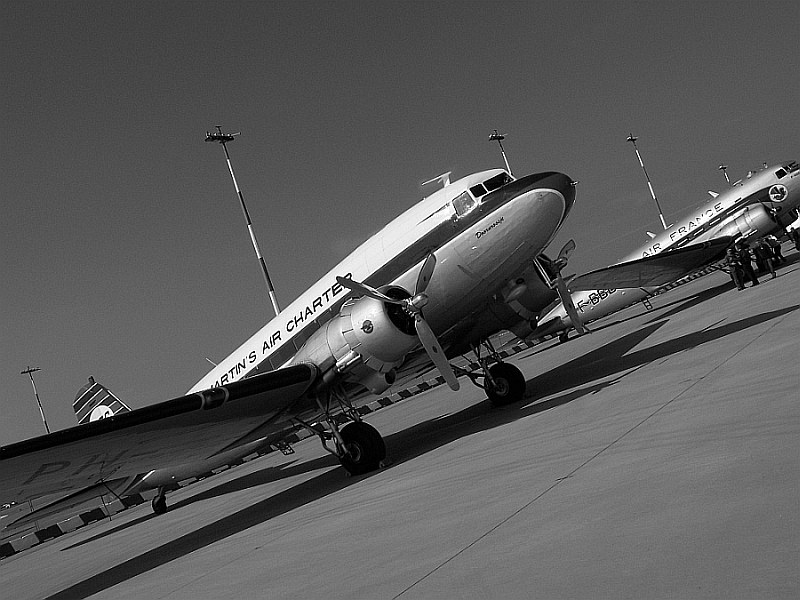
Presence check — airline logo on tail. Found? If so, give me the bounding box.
[73,377,132,424]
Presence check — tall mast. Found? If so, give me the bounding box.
[21,366,50,434]
[627,134,668,230]
[206,126,281,317]
[489,130,513,176]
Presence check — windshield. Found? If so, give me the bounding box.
[469,172,513,199]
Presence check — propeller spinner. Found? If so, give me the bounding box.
[336,254,460,390]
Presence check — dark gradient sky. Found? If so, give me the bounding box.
[2,1,798,445]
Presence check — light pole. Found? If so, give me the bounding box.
[627,134,668,231]
[489,130,512,176]
[206,126,282,318]
[21,366,50,434]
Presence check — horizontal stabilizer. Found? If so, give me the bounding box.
[569,236,734,291]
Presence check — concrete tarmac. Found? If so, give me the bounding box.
[1,251,798,599]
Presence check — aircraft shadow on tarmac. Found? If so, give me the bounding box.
[46,304,798,600]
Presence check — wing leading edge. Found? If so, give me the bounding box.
[568,236,733,291]
[0,364,317,505]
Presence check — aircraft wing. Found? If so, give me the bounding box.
[0,364,317,505]
[568,236,733,291]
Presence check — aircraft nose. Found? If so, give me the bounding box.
[501,171,577,221]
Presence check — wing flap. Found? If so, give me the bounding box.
[0,364,317,504]
[568,237,733,291]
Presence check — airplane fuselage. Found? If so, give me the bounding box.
[191,169,576,394]
[537,161,800,333]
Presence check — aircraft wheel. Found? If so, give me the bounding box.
[151,493,168,515]
[486,362,526,407]
[338,421,386,476]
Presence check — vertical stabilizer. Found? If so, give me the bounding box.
[73,376,132,424]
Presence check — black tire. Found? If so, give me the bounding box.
[486,362,526,406]
[338,421,386,476]
[151,493,168,515]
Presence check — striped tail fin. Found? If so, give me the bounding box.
[73,376,132,424]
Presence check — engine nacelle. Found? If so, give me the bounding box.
[715,203,776,240]
[290,288,418,393]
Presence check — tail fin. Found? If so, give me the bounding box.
[73,376,132,424]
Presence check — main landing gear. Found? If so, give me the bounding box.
[457,339,527,407]
[296,387,387,476]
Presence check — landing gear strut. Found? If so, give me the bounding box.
[458,339,527,406]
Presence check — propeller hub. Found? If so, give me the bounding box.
[409,293,429,310]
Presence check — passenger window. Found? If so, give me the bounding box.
[453,191,478,217]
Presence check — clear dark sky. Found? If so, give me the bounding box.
[2,1,798,445]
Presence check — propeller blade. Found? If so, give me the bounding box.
[336,276,402,304]
[554,272,586,335]
[554,239,576,269]
[414,315,459,390]
[415,253,437,294]
[339,256,458,390]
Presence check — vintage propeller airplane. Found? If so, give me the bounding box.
[1,156,731,525]
[532,160,800,340]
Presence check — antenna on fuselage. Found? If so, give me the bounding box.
[205,126,281,318]
[421,172,452,189]
[718,164,731,186]
[627,134,668,231]
[489,130,513,176]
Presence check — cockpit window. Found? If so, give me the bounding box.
[776,162,799,179]
[470,183,487,197]
[453,191,479,217]
[484,172,512,192]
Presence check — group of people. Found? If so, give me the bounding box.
[724,234,787,290]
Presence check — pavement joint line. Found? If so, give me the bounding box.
[393,306,795,599]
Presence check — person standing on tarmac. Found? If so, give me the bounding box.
[754,239,777,279]
[788,228,800,251]
[736,241,760,287]
[765,235,787,265]
[726,247,745,290]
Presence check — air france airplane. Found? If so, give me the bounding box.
[1,160,728,524]
[532,160,800,340]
